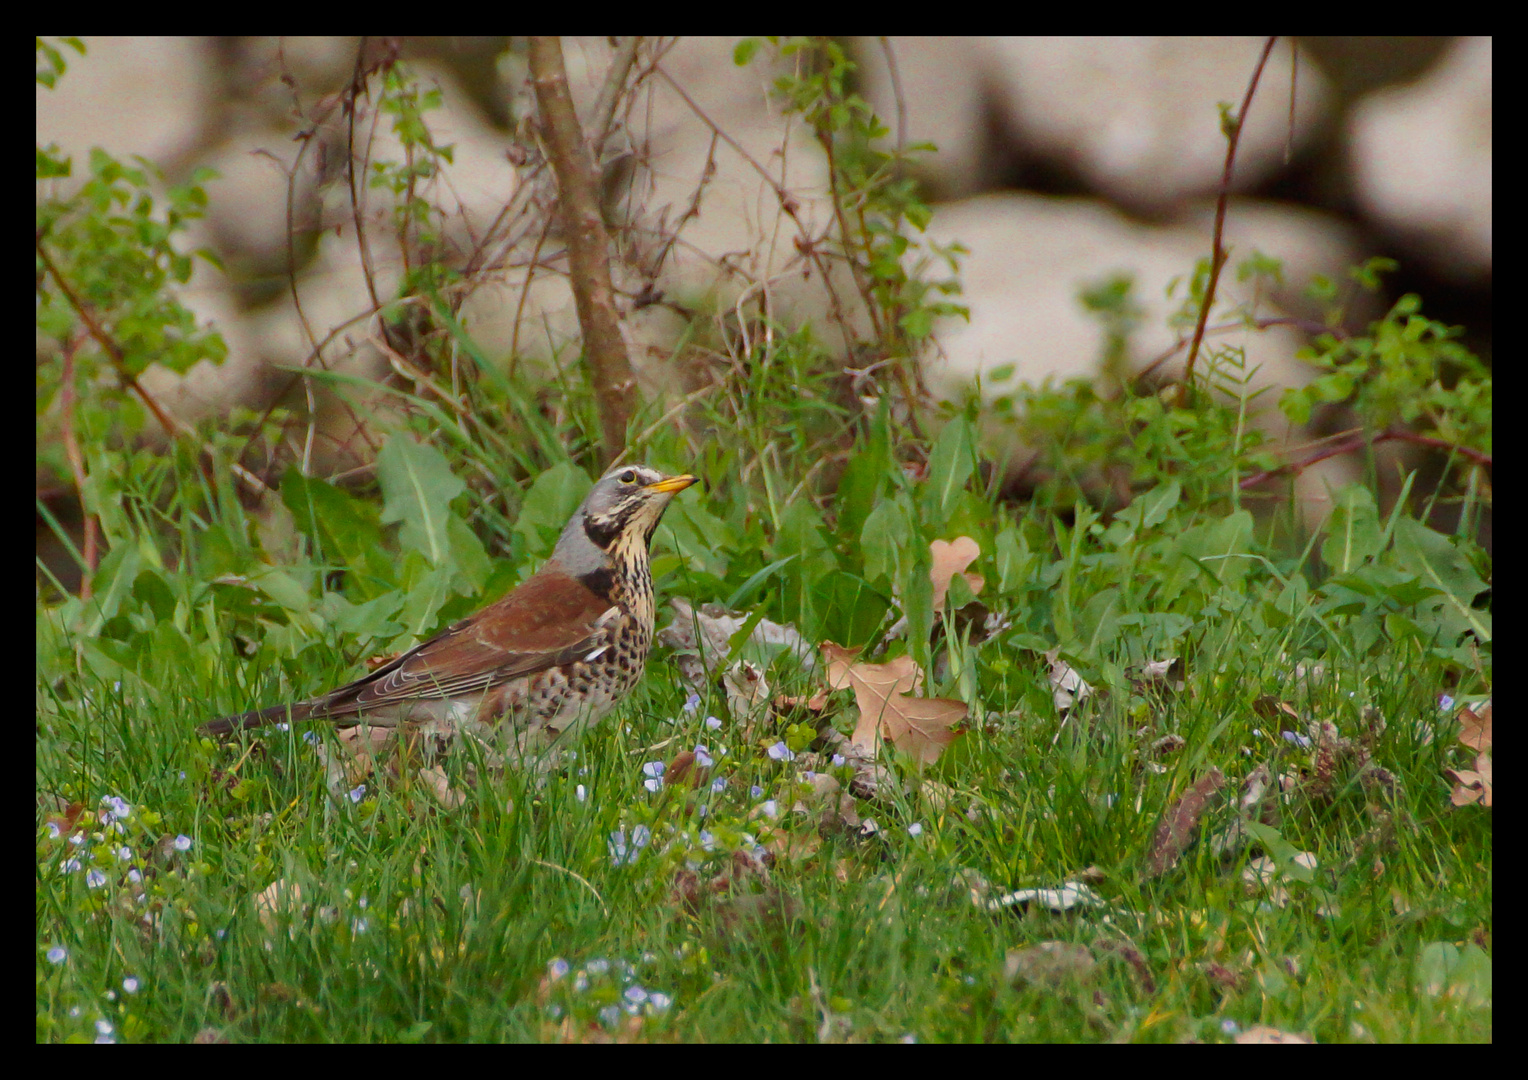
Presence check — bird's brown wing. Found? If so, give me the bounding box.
[315,567,618,714]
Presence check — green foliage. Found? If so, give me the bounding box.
[37,44,226,506]
[1280,261,1490,496]
[737,36,968,400]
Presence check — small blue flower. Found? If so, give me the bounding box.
[275,722,290,732]
[86,869,107,888]
[750,785,764,798]
[767,740,795,762]
[1220,1018,1240,1035]
[303,731,321,746]
[576,784,587,802]
[710,777,727,793]
[699,830,716,850]
[46,946,67,965]
[648,991,673,1010]
[1438,694,1455,712]
[624,985,649,1005]
[61,857,81,874]
[352,917,369,934]
[358,895,369,909]
[831,753,846,767]
[44,821,60,839]
[642,761,666,778]
[115,845,132,862]
[348,785,367,804]
[574,973,590,992]
[95,1019,113,1036]
[644,778,664,793]
[705,715,722,730]
[174,833,194,851]
[102,795,131,820]
[683,693,701,714]
[608,831,632,865]
[631,824,652,849]
[127,869,142,884]
[762,799,779,818]
[694,745,715,768]
[587,958,610,976]
[1251,728,1263,738]
[547,958,570,981]
[1281,730,1311,749]
[122,977,139,994]
[907,822,923,837]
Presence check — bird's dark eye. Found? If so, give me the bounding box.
[619,470,636,485]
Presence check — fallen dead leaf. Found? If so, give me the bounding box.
[821,643,966,764]
[1234,1025,1313,1044]
[929,537,985,610]
[775,689,831,712]
[1045,648,1094,712]
[1447,701,1493,808]
[1143,768,1226,878]
[253,878,305,932]
[418,766,465,809]
[1004,941,1097,988]
[1456,702,1492,753]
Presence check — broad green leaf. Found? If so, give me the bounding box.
[1321,485,1383,573]
[1389,517,1490,643]
[860,498,914,590]
[994,527,1035,595]
[923,415,976,522]
[377,437,462,566]
[512,460,591,560]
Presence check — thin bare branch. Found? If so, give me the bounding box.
[529,35,638,463]
[1183,36,1278,387]
[589,36,643,162]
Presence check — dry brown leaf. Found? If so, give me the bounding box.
[253,878,305,932]
[1143,768,1226,878]
[775,689,831,711]
[930,537,984,610]
[1045,648,1094,712]
[418,766,465,809]
[820,643,965,765]
[762,827,822,863]
[1447,761,1493,807]
[1234,1025,1313,1044]
[822,643,922,695]
[1457,702,1492,753]
[1447,701,1492,807]
[878,693,967,766]
[1004,941,1097,989]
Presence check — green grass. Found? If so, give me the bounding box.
[37,515,1492,1041]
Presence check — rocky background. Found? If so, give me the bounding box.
[37,36,1491,506]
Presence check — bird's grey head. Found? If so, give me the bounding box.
[552,464,697,574]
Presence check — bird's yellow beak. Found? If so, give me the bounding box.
[645,474,699,494]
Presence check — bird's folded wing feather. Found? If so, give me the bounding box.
[317,567,618,712]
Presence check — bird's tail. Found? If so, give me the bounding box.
[199,701,317,737]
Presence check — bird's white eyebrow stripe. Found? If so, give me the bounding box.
[584,645,609,662]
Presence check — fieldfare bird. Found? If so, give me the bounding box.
[202,464,697,763]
